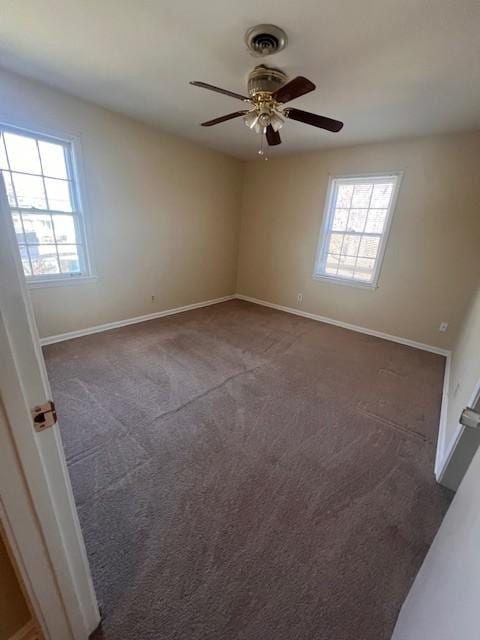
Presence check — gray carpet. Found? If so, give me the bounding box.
[44,300,452,640]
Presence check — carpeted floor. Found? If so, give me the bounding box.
[44,300,452,640]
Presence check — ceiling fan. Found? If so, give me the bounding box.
[190,64,344,150]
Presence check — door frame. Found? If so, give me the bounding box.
[0,175,100,639]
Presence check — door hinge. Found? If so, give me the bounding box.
[31,400,57,432]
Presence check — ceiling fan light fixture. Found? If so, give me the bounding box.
[270,111,285,132]
[244,110,259,129]
[258,112,271,126]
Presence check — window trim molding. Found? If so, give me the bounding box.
[27,275,98,289]
[312,171,404,290]
[0,118,96,287]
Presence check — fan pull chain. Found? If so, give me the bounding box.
[258,131,268,161]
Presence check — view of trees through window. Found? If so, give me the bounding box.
[0,127,88,279]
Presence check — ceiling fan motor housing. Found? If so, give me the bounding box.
[248,65,288,98]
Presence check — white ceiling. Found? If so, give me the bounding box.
[0,0,479,159]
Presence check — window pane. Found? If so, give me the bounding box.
[353,271,373,282]
[52,214,77,243]
[340,255,355,266]
[0,136,8,169]
[336,184,354,207]
[371,183,393,208]
[58,244,80,273]
[354,257,375,281]
[365,209,387,234]
[332,209,348,231]
[358,236,380,258]
[338,256,356,278]
[45,178,73,211]
[347,209,367,232]
[12,173,47,209]
[351,184,373,207]
[30,245,60,275]
[2,172,17,207]
[326,253,339,275]
[11,212,25,242]
[21,213,55,244]
[328,232,344,254]
[38,140,68,179]
[341,234,360,257]
[3,132,42,174]
[337,263,355,278]
[18,245,32,276]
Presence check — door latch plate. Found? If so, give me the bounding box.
[460,407,480,430]
[31,400,57,432]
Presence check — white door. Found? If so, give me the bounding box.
[391,439,480,639]
[0,175,100,639]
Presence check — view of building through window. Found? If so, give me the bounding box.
[0,126,89,280]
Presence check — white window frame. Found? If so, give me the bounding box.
[0,122,96,288]
[313,172,403,289]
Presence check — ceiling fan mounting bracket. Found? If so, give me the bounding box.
[245,24,288,57]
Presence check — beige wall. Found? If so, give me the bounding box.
[0,69,243,338]
[1,68,480,350]
[0,532,31,640]
[237,132,480,349]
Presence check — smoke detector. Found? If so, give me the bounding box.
[245,24,288,57]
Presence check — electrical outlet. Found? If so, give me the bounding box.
[453,383,460,397]
[439,321,448,333]
[297,293,303,304]
[151,295,156,302]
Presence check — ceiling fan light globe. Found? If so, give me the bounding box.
[258,112,271,126]
[254,121,266,134]
[270,111,285,132]
[244,111,259,129]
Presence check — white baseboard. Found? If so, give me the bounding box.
[40,295,235,346]
[9,620,39,640]
[235,293,450,357]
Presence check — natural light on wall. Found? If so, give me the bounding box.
[314,174,401,288]
[0,125,91,284]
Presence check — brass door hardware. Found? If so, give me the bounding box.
[31,400,57,432]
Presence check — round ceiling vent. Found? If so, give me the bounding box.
[245,24,288,57]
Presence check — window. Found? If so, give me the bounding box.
[313,174,401,288]
[0,125,92,284]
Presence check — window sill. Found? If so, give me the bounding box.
[312,273,378,290]
[27,275,98,289]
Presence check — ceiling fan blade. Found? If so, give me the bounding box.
[285,108,344,132]
[266,125,281,146]
[190,81,250,102]
[272,76,316,104]
[201,111,249,126]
